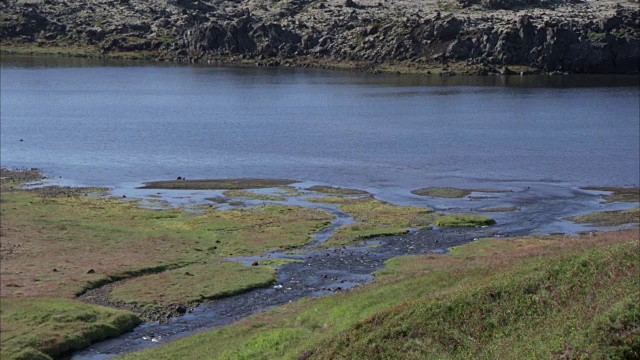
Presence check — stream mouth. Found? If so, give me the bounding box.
[70,181,637,360]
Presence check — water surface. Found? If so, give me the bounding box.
[1,55,639,192]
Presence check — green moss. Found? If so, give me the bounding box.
[412,187,472,198]
[433,214,496,227]
[222,190,286,201]
[564,207,639,227]
[322,223,409,248]
[1,188,332,299]
[110,261,276,307]
[587,32,607,41]
[582,187,640,203]
[305,196,357,205]
[0,298,141,359]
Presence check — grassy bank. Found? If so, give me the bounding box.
[0,298,141,360]
[118,230,639,360]
[0,171,335,357]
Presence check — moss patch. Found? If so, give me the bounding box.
[139,178,299,190]
[222,190,286,201]
[433,214,496,227]
[1,298,141,360]
[306,196,433,228]
[0,189,332,299]
[564,207,640,227]
[321,223,409,248]
[582,187,640,203]
[110,261,276,307]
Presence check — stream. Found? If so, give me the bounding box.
[70,180,637,359]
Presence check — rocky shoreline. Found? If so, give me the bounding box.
[1,0,638,74]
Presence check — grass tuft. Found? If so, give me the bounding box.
[564,207,639,227]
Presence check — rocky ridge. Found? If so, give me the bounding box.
[1,0,638,73]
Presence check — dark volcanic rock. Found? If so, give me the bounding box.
[1,0,638,74]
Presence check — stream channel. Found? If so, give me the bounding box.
[69,180,637,360]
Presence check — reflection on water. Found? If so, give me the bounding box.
[1,55,639,192]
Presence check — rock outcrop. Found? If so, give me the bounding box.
[1,0,638,74]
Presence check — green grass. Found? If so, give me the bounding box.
[1,173,336,358]
[222,190,286,201]
[1,188,333,299]
[306,196,434,228]
[433,214,496,227]
[110,261,276,307]
[320,223,409,248]
[564,207,640,227]
[1,298,141,360]
[117,231,638,360]
[304,241,639,359]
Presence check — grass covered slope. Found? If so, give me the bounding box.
[119,230,639,360]
[1,298,141,360]
[304,241,640,359]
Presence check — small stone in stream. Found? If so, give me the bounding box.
[175,305,187,314]
[122,195,127,198]
[87,269,95,274]
[251,261,259,266]
[177,176,182,180]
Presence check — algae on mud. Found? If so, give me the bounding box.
[411,187,512,199]
[433,214,497,227]
[564,207,640,227]
[304,186,370,196]
[581,186,640,203]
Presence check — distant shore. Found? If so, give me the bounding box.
[1,0,638,75]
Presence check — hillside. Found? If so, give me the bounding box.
[119,230,640,359]
[1,0,639,74]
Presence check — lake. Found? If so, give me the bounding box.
[1,55,639,193]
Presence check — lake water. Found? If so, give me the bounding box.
[2,55,639,192]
